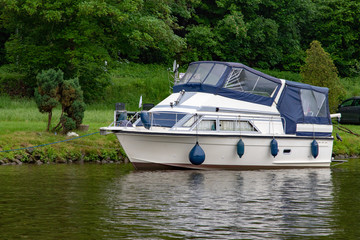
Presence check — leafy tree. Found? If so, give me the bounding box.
[300,40,345,112]
[312,0,360,76]
[183,25,217,61]
[1,0,185,101]
[34,69,63,131]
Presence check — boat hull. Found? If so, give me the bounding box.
[114,130,333,170]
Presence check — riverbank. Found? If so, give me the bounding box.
[0,123,127,166]
[0,96,127,165]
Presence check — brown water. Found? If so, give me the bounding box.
[0,162,358,239]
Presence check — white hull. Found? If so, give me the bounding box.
[115,131,333,170]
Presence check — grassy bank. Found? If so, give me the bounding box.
[0,96,124,165]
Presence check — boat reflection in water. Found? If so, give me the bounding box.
[101,61,337,170]
[106,168,333,239]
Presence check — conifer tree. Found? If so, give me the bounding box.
[34,69,63,131]
[35,69,85,133]
[300,40,345,112]
[53,78,86,134]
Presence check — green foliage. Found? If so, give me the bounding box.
[2,0,360,102]
[56,77,86,133]
[341,77,360,99]
[300,40,345,113]
[34,69,85,133]
[183,25,217,61]
[103,62,169,110]
[312,0,360,76]
[60,115,76,133]
[1,0,185,102]
[0,65,27,96]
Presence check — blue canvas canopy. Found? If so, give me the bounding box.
[173,61,332,136]
[276,81,331,136]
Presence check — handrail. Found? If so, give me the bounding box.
[108,110,287,134]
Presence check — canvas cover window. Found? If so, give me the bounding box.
[188,63,213,83]
[177,63,227,86]
[300,89,327,117]
[202,64,227,85]
[225,68,278,97]
[178,64,198,84]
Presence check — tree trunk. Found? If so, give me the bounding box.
[47,111,52,132]
[52,107,65,132]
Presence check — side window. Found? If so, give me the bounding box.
[340,99,353,107]
[353,100,360,107]
[198,120,216,131]
[219,120,256,132]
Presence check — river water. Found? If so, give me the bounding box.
[0,161,359,239]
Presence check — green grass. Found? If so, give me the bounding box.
[332,123,360,157]
[0,95,121,163]
[340,76,360,99]
[96,62,172,110]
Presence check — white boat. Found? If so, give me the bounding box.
[100,61,335,170]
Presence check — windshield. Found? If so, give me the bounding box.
[177,63,227,86]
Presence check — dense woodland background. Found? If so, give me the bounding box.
[0,0,359,105]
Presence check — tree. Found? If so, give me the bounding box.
[34,69,63,131]
[300,40,345,112]
[1,0,185,101]
[53,77,86,134]
[311,0,360,76]
[35,68,85,133]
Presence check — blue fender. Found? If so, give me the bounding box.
[311,139,319,158]
[270,139,278,157]
[189,142,205,165]
[237,139,245,158]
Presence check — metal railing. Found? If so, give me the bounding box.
[107,110,287,135]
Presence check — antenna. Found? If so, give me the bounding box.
[173,60,177,72]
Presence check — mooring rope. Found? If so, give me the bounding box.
[0,131,100,153]
[336,125,360,137]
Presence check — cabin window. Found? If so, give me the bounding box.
[300,89,327,117]
[225,68,278,97]
[219,120,256,132]
[197,120,217,131]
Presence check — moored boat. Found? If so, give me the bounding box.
[100,61,336,170]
